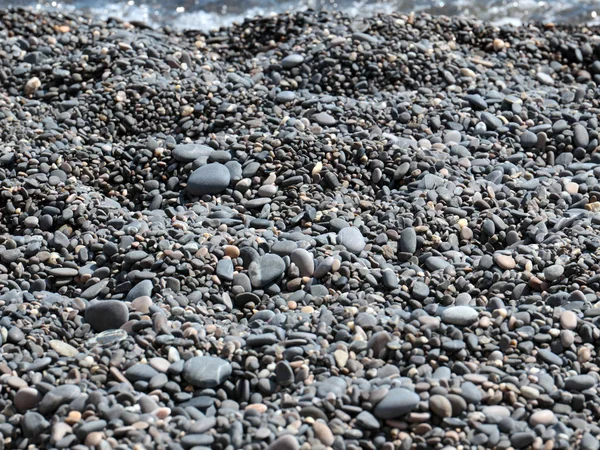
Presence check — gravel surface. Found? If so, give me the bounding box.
[1,7,600,450]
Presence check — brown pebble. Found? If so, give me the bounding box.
[224,245,240,258]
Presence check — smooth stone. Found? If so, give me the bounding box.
[356,411,380,430]
[317,377,347,398]
[529,410,557,426]
[173,144,213,163]
[425,256,450,271]
[39,385,81,415]
[564,374,596,391]
[125,363,159,382]
[313,112,337,127]
[574,124,590,148]
[281,54,304,69]
[276,91,296,103]
[22,412,49,438]
[412,281,429,300]
[216,258,234,281]
[544,264,564,281]
[429,395,452,418]
[560,310,578,330]
[336,227,365,253]
[536,72,554,85]
[494,253,515,270]
[187,163,231,196]
[290,248,314,277]
[373,388,420,419]
[183,356,232,388]
[511,431,535,449]
[399,228,417,254]
[49,340,79,357]
[14,388,42,412]
[538,349,563,366]
[267,434,299,450]
[444,130,462,144]
[248,254,286,288]
[125,279,153,302]
[275,361,294,387]
[85,300,129,332]
[442,306,478,326]
[520,130,538,147]
[313,422,335,446]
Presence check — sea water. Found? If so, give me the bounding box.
[1,0,599,31]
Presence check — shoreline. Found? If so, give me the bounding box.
[1,7,600,450]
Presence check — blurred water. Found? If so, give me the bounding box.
[1,0,600,30]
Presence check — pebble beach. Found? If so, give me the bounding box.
[2,6,600,450]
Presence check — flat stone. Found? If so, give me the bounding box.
[173,143,213,163]
[317,377,347,398]
[564,374,596,391]
[183,356,232,388]
[425,256,450,271]
[216,258,234,281]
[49,340,79,357]
[313,421,335,446]
[125,279,153,302]
[373,388,420,419]
[494,253,515,270]
[442,306,478,326]
[125,363,159,382]
[281,54,304,69]
[520,130,538,147]
[313,112,337,127]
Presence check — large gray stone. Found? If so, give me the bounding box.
[373,388,420,419]
[187,163,231,196]
[183,356,232,388]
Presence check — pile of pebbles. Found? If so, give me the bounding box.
[2,6,600,450]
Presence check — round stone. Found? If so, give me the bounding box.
[84,300,129,332]
[187,162,231,196]
[544,264,564,281]
[267,434,299,450]
[560,310,578,330]
[429,395,452,418]
[337,227,366,253]
[520,130,538,147]
[529,410,557,426]
[248,254,286,288]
